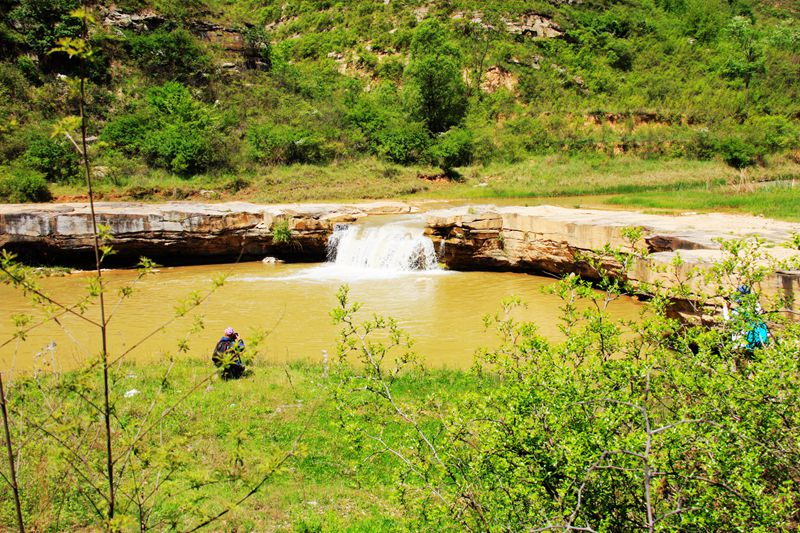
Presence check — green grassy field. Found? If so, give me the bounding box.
[605,181,800,220]
[1,358,475,531]
[48,154,800,221]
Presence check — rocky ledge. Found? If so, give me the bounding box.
[2,201,799,318]
[0,201,417,266]
[426,205,800,319]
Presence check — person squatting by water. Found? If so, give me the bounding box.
[721,285,770,353]
[212,327,246,379]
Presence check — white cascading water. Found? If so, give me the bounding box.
[327,221,440,272]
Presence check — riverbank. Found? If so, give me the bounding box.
[4,293,800,531]
[43,155,800,221]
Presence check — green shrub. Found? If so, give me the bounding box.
[345,84,430,164]
[686,128,717,160]
[0,62,30,102]
[271,219,291,243]
[374,56,405,81]
[747,115,800,153]
[127,28,209,82]
[428,127,473,171]
[101,82,222,175]
[21,135,79,182]
[247,124,330,165]
[9,0,81,59]
[152,0,206,22]
[242,26,272,70]
[100,114,149,149]
[717,136,760,169]
[0,166,51,202]
[374,121,430,165]
[15,56,41,85]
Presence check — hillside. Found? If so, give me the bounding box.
[0,0,798,206]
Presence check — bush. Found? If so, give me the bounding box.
[717,136,760,169]
[374,121,430,165]
[374,56,405,81]
[428,127,473,171]
[686,128,717,160]
[127,28,209,82]
[101,82,222,175]
[242,26,272,70]
[333,237,800,531]
[747,115,800,153]
[247,124,330,165]
[0,166,51,202]
[9,0,81,59]
[100,114,149,149]
[0,62,30,102]
[21,136,80,182]
[345,85,430,164]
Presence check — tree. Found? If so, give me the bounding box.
[127,28,210,83]
[720,16,766,111]
[242,25,272,71]
[9,0,81,69]
[332,234,800,531]
[405,19,467,134]
[101,82,223,175]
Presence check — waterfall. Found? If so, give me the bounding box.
[327,221,440,272]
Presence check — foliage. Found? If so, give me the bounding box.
[428,127,473,173]
[102,82,222,175]
[372,121,430,166]
[717,136,759,169]
[242,25,272,70]
[20,135,80,182]
[405,19,467,134]
[126,28,210,83]
[720,16,766,91]
[247,123,329,165]
[8,0,80,60]
[345,84,431,164]
[272,218,291,243]
[0,0,798,191]
[0,357,419,530]
[153,0,207,22]
[331,236,800,530]
[0,166,51,202]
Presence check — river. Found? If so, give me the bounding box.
[0,218,643,374]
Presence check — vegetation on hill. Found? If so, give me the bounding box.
[0,0,798,205]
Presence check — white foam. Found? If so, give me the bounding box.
[327,221,441,272]
[234,218,449,283]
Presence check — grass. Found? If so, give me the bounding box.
[49,158,450,203]
[45,153,800,220]
[1,358,474,531]
[605,183,800,221]
[443,156,730,198]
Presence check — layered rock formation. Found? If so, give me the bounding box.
[426,206,800,317]
[0,201,416,266]
[2,201,799,318]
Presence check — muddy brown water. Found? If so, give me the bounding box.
[0,260,644,375]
